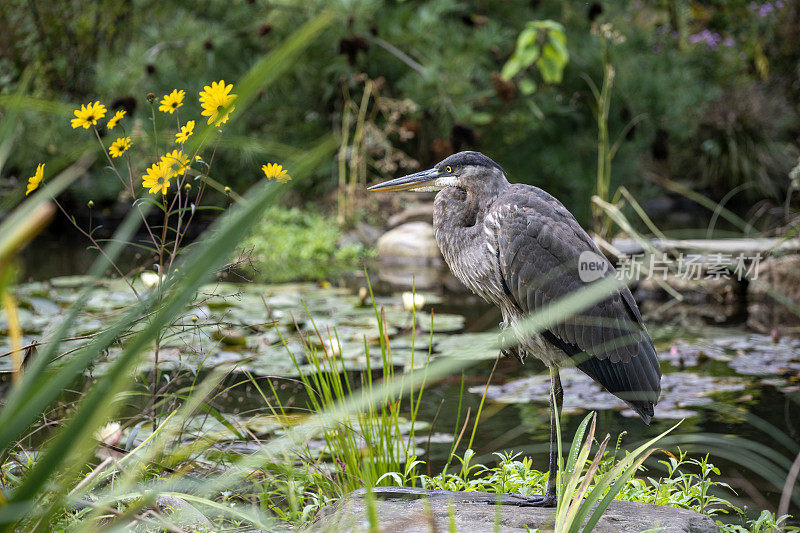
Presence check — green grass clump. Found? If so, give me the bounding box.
[243,206,371,282]
[417,444,799,533]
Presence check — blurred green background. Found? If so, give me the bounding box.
[1,0,798,226]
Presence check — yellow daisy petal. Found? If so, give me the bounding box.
[142,161,171,195]
[199,80,236,126]
[106,109,126,130]
[175,120,195,144]
[159,150,190,178]
[261,162,291,183]
[109,137,132,158]
[71,101,107,129]
[26,163,45,195]
[158,89,185,114]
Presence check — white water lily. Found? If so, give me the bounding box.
[140,271,163,289]
[95,422,122,446]
[402,292,425,311]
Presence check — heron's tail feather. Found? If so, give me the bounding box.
[542,329,661,425]
[575,337,661,425]
[623,399,654,425]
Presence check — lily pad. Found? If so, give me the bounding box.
[475,368,746,419]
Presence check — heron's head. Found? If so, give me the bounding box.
[367,151,507,194]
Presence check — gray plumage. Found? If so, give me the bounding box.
[369,150,662,506]
[431,151,661,422]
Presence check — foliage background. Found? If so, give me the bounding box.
[2,0,798,226]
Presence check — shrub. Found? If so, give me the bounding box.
[243,206,369,282]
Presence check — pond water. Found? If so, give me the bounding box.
[2,255,799,522]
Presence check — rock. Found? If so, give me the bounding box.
[212,328,247,346]
[747,255,800,335]
[355,222,382,247]
[338,223,383,249]
[375,222,443,290]
[376,263,443,291]
[156,495,215,530]
[387,204,434,228]
[377,222,442,266]
[337,231,361,249]
[312,489,719,533]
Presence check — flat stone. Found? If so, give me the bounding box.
[377,222,442,265]
[387,204,434,228]
[376,263,443,290]
[155,495,215,530]
[311,489,719,532]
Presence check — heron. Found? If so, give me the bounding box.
[368,151,661,507]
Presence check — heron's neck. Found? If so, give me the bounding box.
[434,179,508,229]
[432,178,509,303]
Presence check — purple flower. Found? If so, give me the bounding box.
[724,37,735,47]
[653,44,661,53]
[776,0,784,7]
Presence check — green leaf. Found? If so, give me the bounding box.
[537,45,565,83]
[519,78,537,95]
[501,59,522,81]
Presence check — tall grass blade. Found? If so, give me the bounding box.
[0,199,147,454]
[576,420,682,532]
[0,137,333,529]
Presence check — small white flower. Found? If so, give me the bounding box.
[141,271,163,289]
[95,422,122,446]
[402,292,426,311]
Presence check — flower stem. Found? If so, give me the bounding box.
[92,127,130,194]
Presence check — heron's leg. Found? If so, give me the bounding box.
[508,366,561,507]
[546,366,563,499]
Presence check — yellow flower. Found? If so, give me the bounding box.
[262,163,291,183]
[159,150,190,178]
[109,137,132,158]
[71,101,107,129]
[26,163,45,195]
[175,120,195,144]
[106,109,126,130]
[159,89,185,114]
[199,80,236,126]
[142,161,171,195]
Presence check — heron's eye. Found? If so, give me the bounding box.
[445,165,452,173]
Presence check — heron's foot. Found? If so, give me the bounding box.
[506,492,557,507]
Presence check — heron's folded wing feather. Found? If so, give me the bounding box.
[493,186,661,406]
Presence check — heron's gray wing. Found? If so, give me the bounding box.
[493,186,661,421]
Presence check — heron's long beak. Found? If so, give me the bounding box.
[368,168,441,192]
